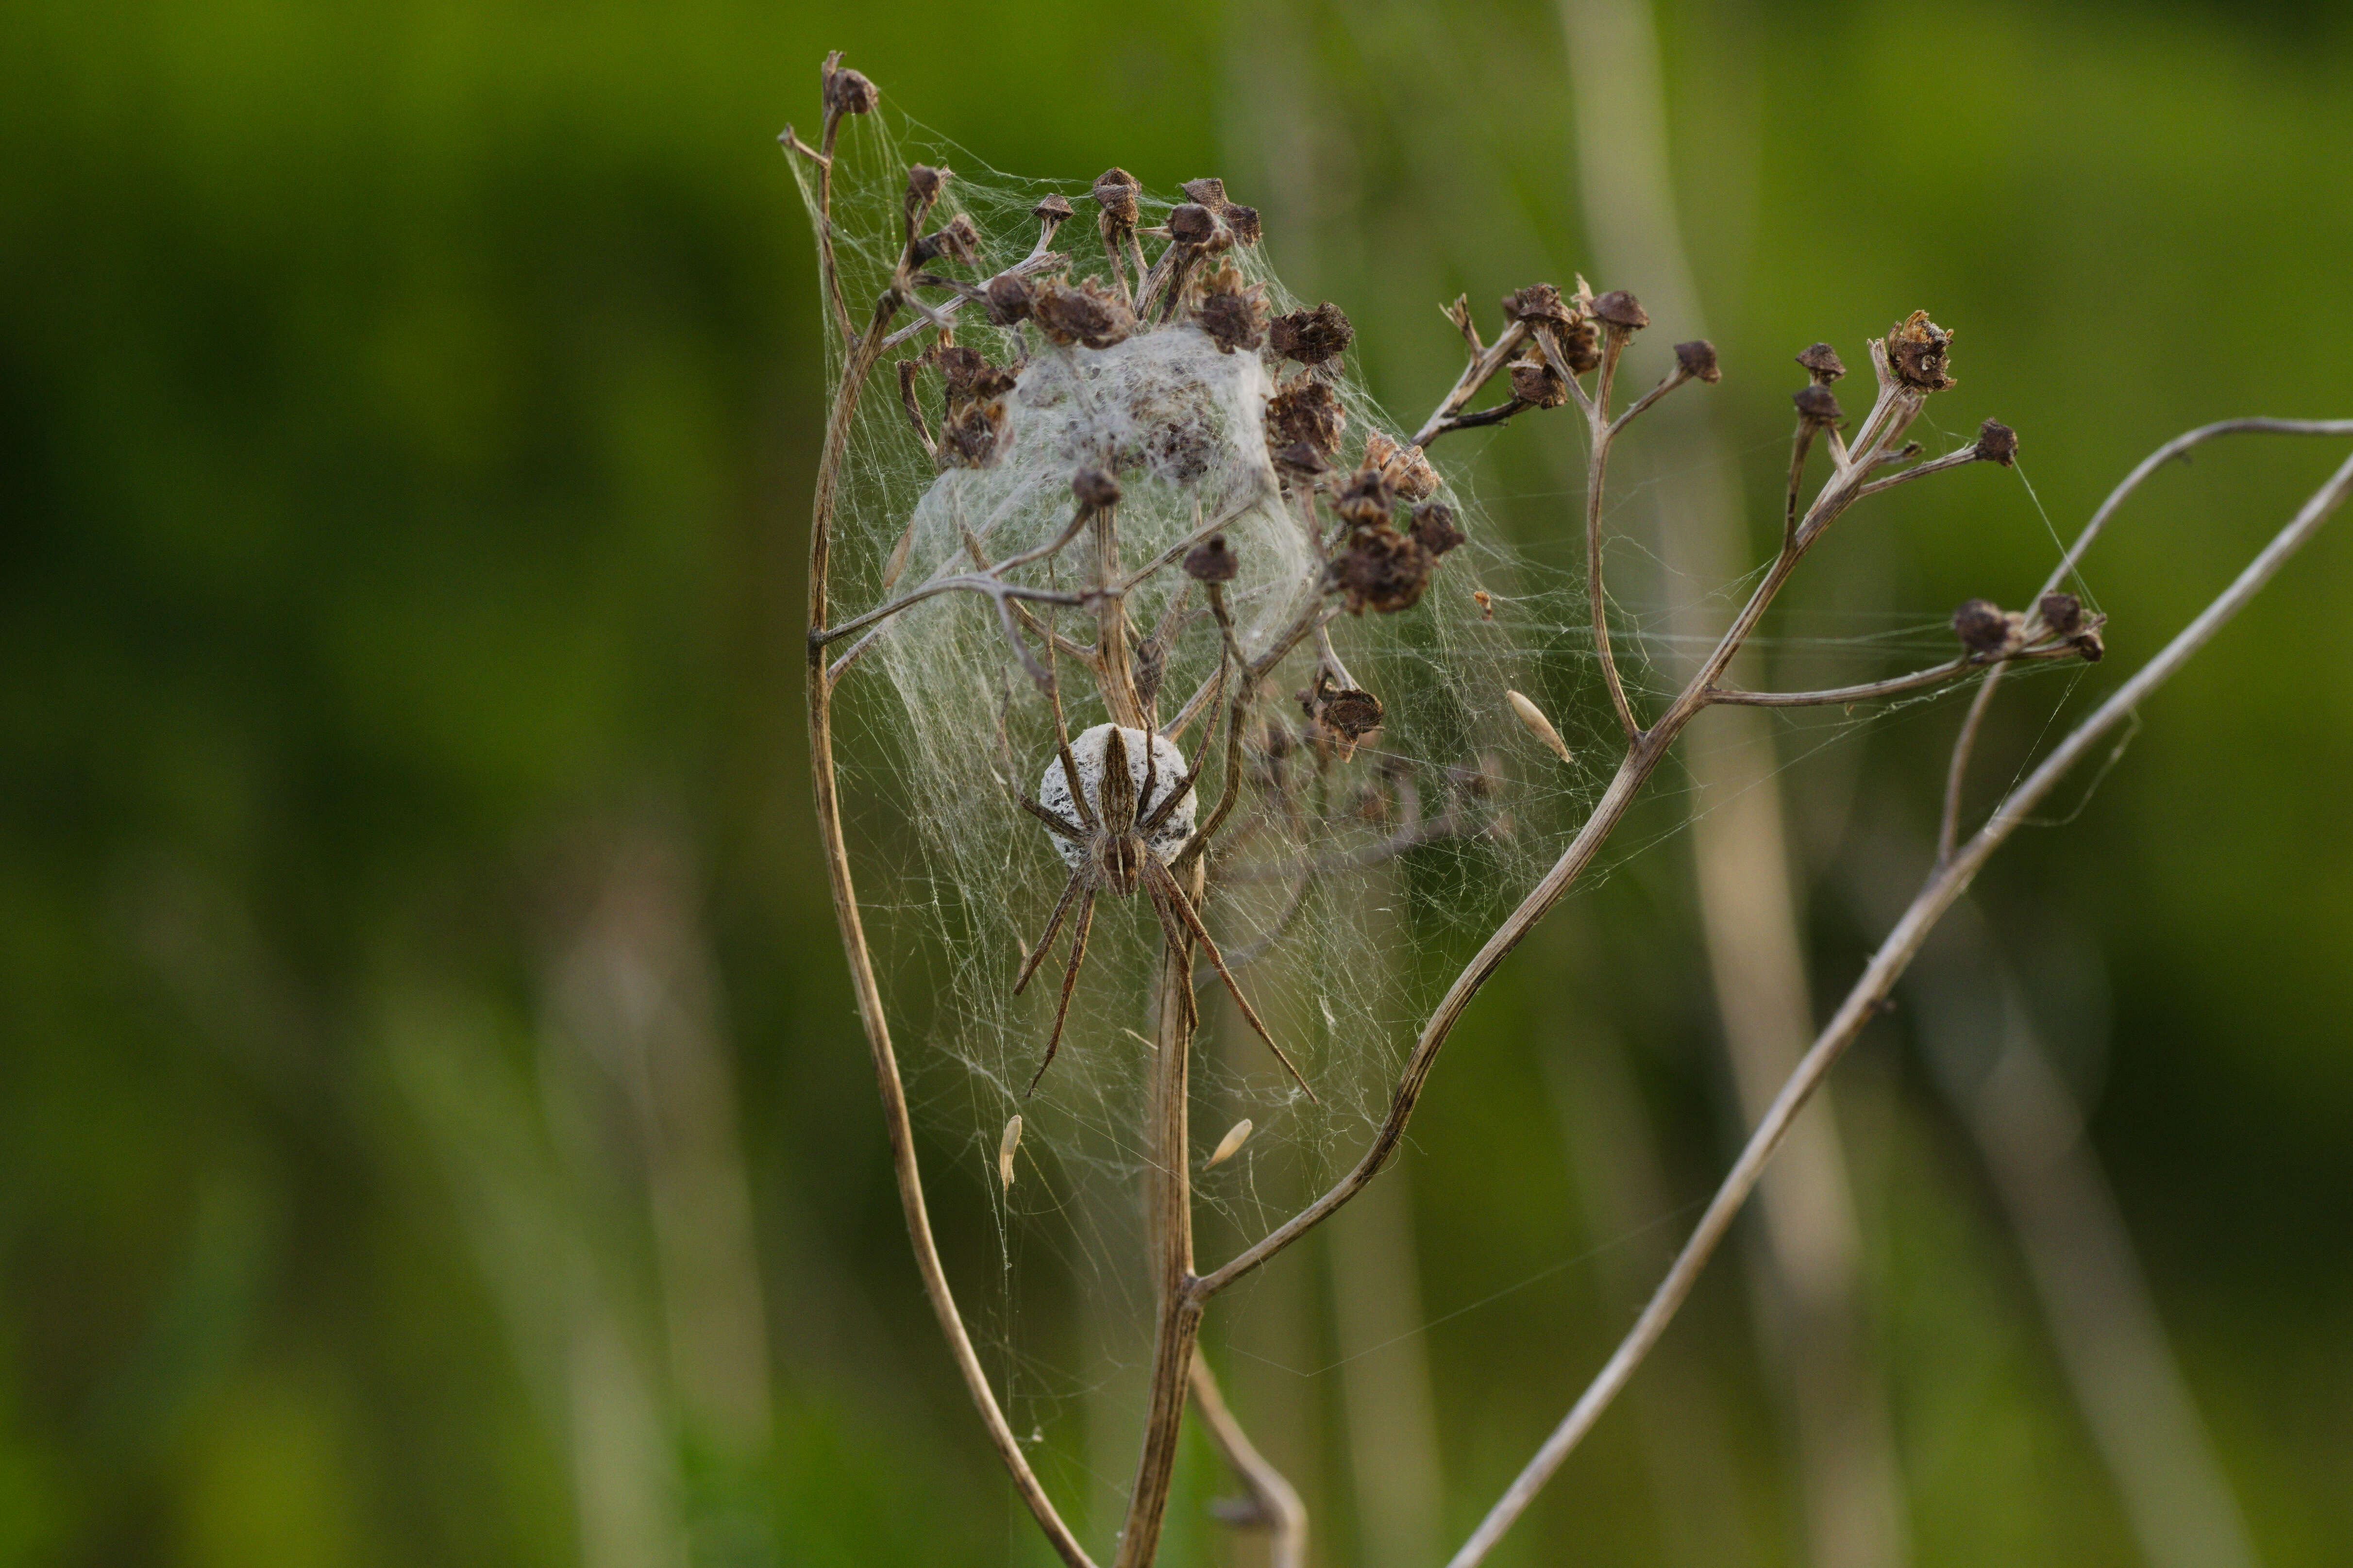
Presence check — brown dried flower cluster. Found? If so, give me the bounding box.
[1270,301,1354,367]
[1325,458,1462,616]
[934,343,1018,468]
[1030,276,1135,349]
[1886,309,1957,392]
[1193,261,1267,353]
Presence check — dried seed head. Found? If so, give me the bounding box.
[1975,418,2018,467]
[1364,431,1439,501]
[943,401,1010,467]
[1796,342,1847,384]
[1885,310,1957,392]
[1184,534,1239,583]
[1193,262,1267,354]
[1223,204,1262,245]
[1674,339,1721,384]
[1031,192,1075,228]
[1265,378,1347,456]
[1334,463,1395,527]
[1511,353,1569,409]
[1793,383,1844,424]
[824,63,880,117]
[1181,177,1227,208]
[1204,1118,1253,1170]
[905,164,948,222]
[1500,283,1575,325]
[911,212,983,268]
[1269,301,1355,366]
[1507,689,1572,763]
[1092,167,1140,229]
[1167,202,1220,247]
[1952,597,2017,656]
[1272,440,1333,481]
[1588,289,1648,330]
[1315,686,1384,743]
[1556,317,1603,376]
[1329,525,1435,616]
[1030,277,1136,349]
[984,271,1033,326]
[2037,591,2084,636]
[1071,465,1123,513]
[2071,627,2106,662]
[1411,500,1465,557]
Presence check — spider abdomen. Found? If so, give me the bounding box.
[1038,723,1197,870]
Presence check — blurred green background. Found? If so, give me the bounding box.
[5,0,2351,1565]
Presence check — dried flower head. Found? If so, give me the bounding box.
[824,60,879,117]
[1330,522,1434,616]
[1411,501,1465,557]
[1223,204,1262,245]
[1030,277,1136,349]
[1271,440,1333,481]
[1674,340,1721,384]
[1364,431,1439,501]
[1031,192,1074,230]
[1333,463,1395,528]
[1952,597,2018,656]
[1092,167,1141,228]
[2037,591,2084,636]
[984,271,1033,326]
[1975,418,2018,467]
[1183,534,1239,583]
[1071,465,1123,513]
[1180,177,1227,208]
[1588,289,1649,331]
[1193,262,1267,353]
[1886,310,1957,392]
[1311,683,1385,747]
[1501,284,1576,326]
[1166,202,1223,248]
[914,213,982,267]
[905,164,947,226]
[1556,316,1603,376]
[1511,353,1569,409]
[1269,302,1354,366]
[1265,378,1346,456]
[942,400,1010,468]
[1796,342,1847,384]
[1794,384,1844,424]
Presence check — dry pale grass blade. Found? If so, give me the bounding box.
[1507,689,1572,763]
[998,1114,1023,1190]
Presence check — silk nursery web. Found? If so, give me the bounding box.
[783,82,2093,1470]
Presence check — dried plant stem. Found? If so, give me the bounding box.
[805,276,1098,1563]
[1938,416,2353,863]
[1445,441,2353,1567]
[1113,865,1204,1568]
[1188,1356,1307,1568]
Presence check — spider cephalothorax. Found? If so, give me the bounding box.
[1016,719,1312,1100]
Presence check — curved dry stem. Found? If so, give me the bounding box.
[1190,1356,1307,1568]
[1444,442,2353,1568]
[1938,417,2353,863]
[803,262,1098,1566]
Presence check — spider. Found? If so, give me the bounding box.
[1013,697,1314,1102]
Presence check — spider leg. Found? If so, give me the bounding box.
[1020,795,1087,842]
[1044,636,1097,831]
[1141,652,1227,836]
[1024,888,1096,1097]
[1146,860,1317,1103]
[1013,867,1085,996]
